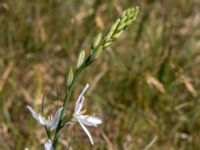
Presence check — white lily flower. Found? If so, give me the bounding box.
[26,105,63,130]
[73,84,102,145]
[44,139,53,150]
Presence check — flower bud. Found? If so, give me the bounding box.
[92,33,102,49]
[91,45,103,60]
[77,50,85,68]
[67,68,73,86]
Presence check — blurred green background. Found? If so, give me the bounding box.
[0,0,200,149]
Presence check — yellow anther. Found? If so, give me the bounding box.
[81,109,87,114]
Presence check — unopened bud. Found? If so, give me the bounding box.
[67,68,73,86]
[92,33,102,49]
[91,45,103,60]
[77,50,85,68]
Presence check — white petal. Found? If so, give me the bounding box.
[86,116,102,125]
[75,84,89,113]
[78,121,94,145]
[44,139,54,150]
[75,96,85,114]
[26,105,47,126]
[78,115,102,127]
[49,107,63,130]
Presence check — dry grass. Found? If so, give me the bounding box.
[0,0,200,149]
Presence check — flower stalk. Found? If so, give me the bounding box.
[26,6,140,149]
[52,7,139,148]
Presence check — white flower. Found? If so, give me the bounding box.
[26,105,63,130]
[44,139,53,150]
[73,84,102,145]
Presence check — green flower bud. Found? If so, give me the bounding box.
[77,50,85,68]
[67,68,73,86]
[91,45,103,60]
[92,33,102,49]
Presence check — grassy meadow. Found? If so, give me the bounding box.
[0,0,200,149]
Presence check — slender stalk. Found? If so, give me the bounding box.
[52,57,93,148]
[45,127,51,139]
[50,7,140,149]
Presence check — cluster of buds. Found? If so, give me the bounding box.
[90,6,140,60]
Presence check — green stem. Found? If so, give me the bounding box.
[52,56,93,149]
[45,127,51,139]
[51,7,139,148]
